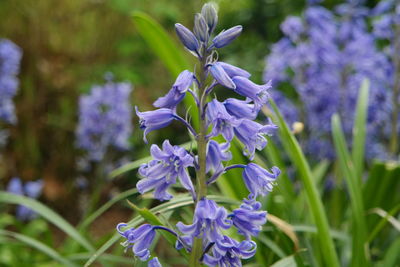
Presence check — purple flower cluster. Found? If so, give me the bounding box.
[0,39,22,146]
[264,0,398,160]
[76,77,133,162]
[0,39,22,125]
[6,177,43,221]
[117,3,280,266]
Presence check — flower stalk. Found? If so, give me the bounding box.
[190,44,209,267]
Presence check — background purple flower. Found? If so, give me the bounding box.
[76,77,133,162]
[0,39,22,132]
[7,177,43,221]
[264,1,396,160]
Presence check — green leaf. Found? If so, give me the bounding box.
[0,230,78,267]
[0,192,94,252]
[382,237,400,267]
[270,255,297,267]
[331,114,369,266]
[352,79,369,177]
[269,99,340,267]
[132,11,198,129]
[80,188,138,229]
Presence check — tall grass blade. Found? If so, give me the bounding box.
[331,114,369,266]
[352,79,369,177]
[0,229,78,267]
[0,192,94,252]
[269,100,340,267]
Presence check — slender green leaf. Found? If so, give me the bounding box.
[382,237,400,267]
[331,114,368,266]
[0,230,78,267]
[367,204,400,243]
[0,192,94,252]
[80,188,138,229]
[270,100,340,267]
[270,255,297,267]
[352,79,369,177]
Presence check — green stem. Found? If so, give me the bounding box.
[390,24,400,155]
[190,46,209,267]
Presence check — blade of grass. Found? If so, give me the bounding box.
[331,114,369,266]
[382,237,400,267]
[269,99,340,267]
[0,230,78,267]
[0,192,94,252]
[352,79,369,178]
[80,188,138,229]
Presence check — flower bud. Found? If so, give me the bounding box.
[201,3,218,33]
[193,14,209,42]
[175,23,200,52]
[212,25,243,48]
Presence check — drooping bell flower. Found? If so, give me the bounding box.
[230,198,267,239]
[136,107,176,143]
[137,140,195,201]
[242,163,280,198]
[202,235,257,266]
[176,198,232,246]
[206,99,241,142]
[232,76,271,111]
[153,70,194,109]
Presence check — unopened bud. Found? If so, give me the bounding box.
[201,3,218,33]
[212,25,242,48]
[194,14,209,42]
[175,23,200,52]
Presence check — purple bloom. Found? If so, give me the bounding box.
[212,26,243,48]
[175,23,200,52]
[153,70,194,109]
[232,77,271,111]
[281,16,304,42]
[7,177,43,221]
[209,63,236,89]
[206,99,241,141]
[242,163,280,198]
[215,62,251,79]
[176,198,232,245]
[0,39,22,125]
[234,119,277,159]
[230,198,267,239]
[224,98,257,120]
[76,79,133,161]
[137,140,195,201]
[148,257,162,267]
[117,223,156,261]
[202,236,256,266]
[206,140,232,173]
[136,107,176,143]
